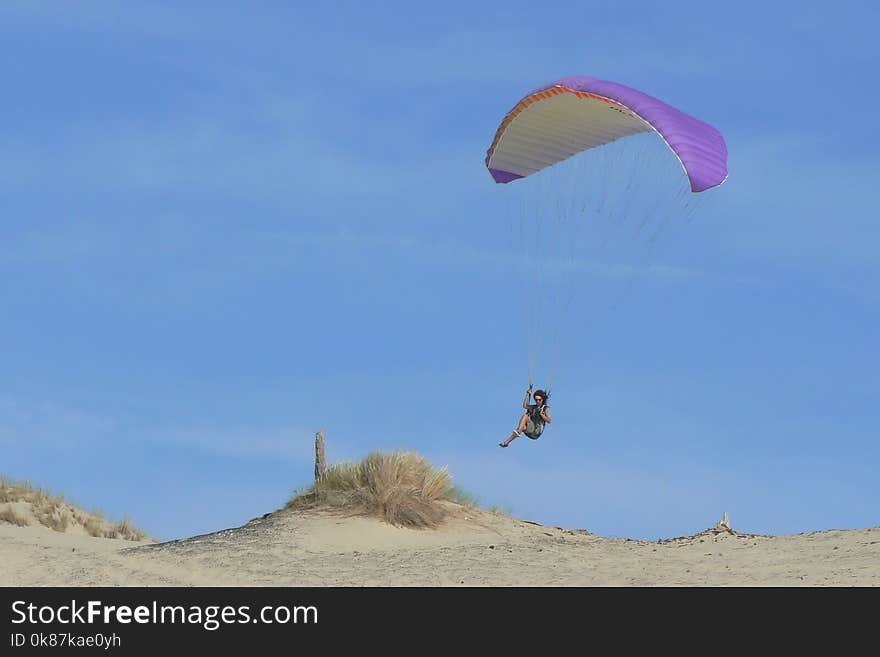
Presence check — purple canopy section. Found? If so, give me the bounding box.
[488,76,728,193]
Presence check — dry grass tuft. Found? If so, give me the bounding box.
[83,517,105,538]
[0,507,29,527]
[287,451,461,529]
[105,517,148,541]
[34,503,70,533]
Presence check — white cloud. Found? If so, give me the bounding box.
[0,397,119,448]
[144,425,316,462]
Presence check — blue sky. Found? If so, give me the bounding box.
[2,1,878,541]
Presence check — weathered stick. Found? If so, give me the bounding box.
[314,430,327,481]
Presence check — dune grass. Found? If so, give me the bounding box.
[0,474,150,541]
[446,486,512,516]
[0,507,28,527]
[287,450,479,529]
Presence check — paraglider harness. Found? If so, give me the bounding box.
[523,403,548,439]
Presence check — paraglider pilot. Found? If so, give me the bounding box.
[500,385,551,447]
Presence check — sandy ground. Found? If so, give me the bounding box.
[2,504,879,586]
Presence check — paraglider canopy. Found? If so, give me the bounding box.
[485,75,728,193]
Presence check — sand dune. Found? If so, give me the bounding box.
[3,503,879,586]
[0,478,147,542]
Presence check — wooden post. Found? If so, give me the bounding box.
[314,430,327,481]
